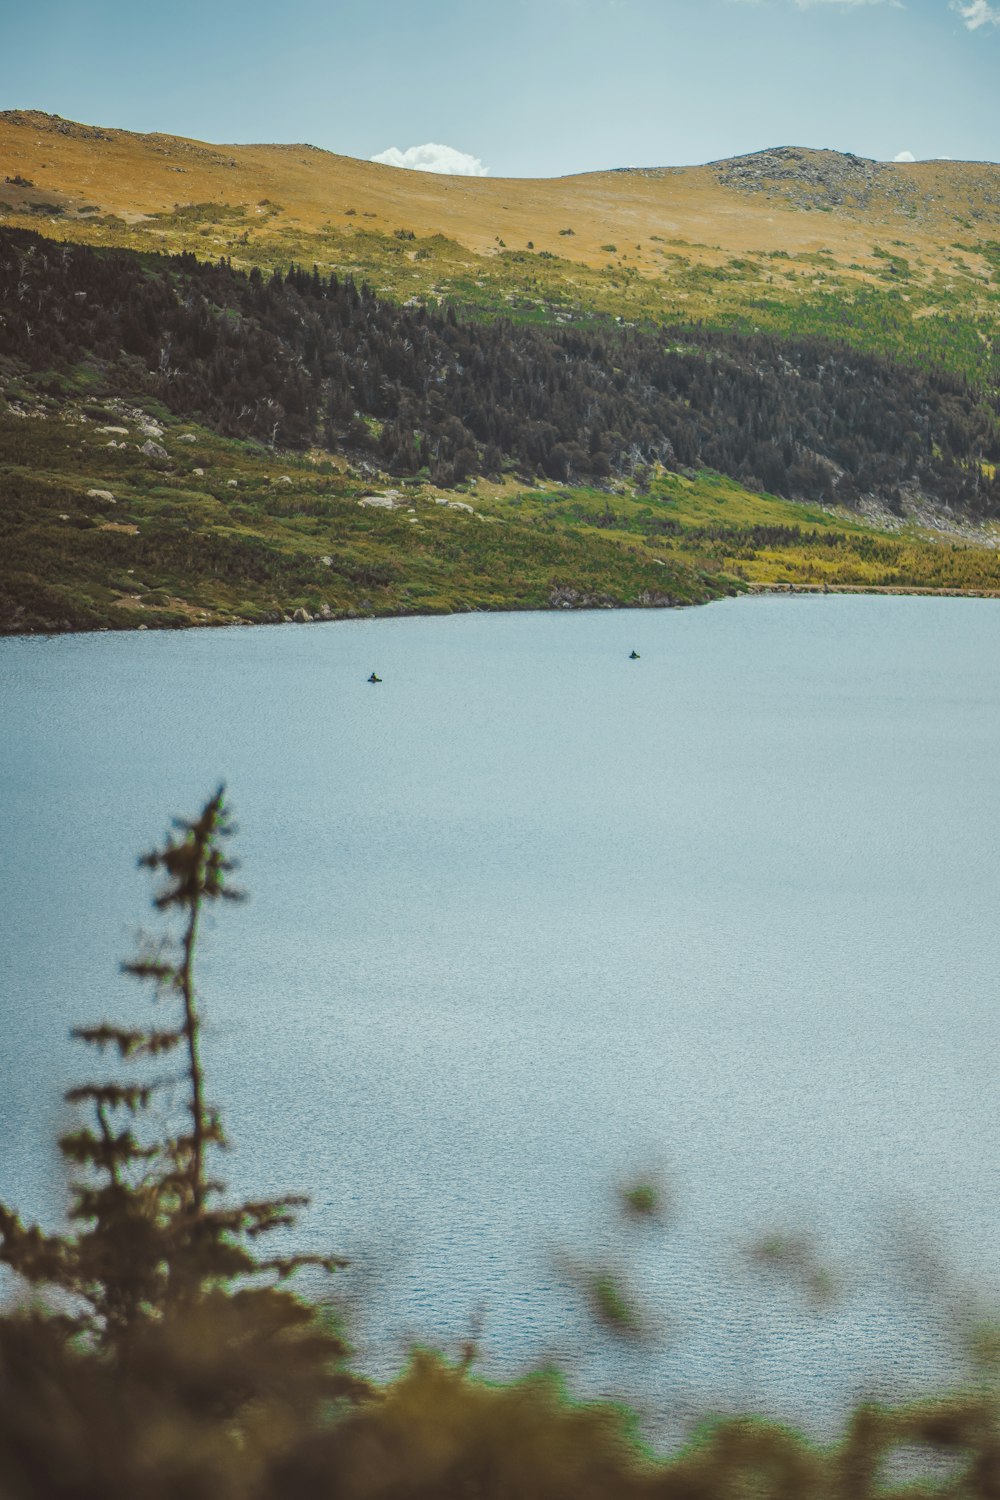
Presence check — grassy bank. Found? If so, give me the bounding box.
[0,402,736,634]
[4,394,1000,635]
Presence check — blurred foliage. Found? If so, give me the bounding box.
[621,1182,663,1220]
[747,1233,839,1308]
[4,1315,1000,1498]
[2,793,1000,1497]
[0,791,363,1384]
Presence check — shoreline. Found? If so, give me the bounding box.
[744,582,1000,599]
[5,583,1000,640]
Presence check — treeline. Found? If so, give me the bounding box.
[650,520,905,558]
[2,228,999,514]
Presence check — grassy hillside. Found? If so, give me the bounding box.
[0,399,741,634]
[5,389,1000,636]
[6,230,994,509]
[2,113,999,385]
[2,112,1000,633]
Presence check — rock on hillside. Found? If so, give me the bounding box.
[714,147,908,210]
[712,145,1000,222]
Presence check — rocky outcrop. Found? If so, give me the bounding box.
[547,585,682,610]
[0,111,114,143]
[548,586,618,610]
[358,490,403,509]
[712,147,917,214]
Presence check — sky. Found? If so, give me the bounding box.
[3,0,998,178]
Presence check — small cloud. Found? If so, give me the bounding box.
[370,143,489,176]
[950,0,1000,26]
[893,150,917,161]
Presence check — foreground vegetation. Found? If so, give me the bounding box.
[1,791,998,1499]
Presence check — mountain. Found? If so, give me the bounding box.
[3,110,999,266]
[2,111,999,377]
[1,112,999,634]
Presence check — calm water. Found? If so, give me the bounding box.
[2,596,999,1442]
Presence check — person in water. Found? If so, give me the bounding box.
[368,672,381,683]
[629,651,640,660]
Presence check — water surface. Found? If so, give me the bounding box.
[2,597,998,1441]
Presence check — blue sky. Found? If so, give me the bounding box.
[4,0,998,177]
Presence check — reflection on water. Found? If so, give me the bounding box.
[2,596,998,1440]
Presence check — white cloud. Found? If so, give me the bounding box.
[893,150,917,161]
[370,143,489,176]
[949,0,1000,26]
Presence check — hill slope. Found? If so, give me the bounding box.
[3,112,1000,634]
[3,227,1000,635]
[3,110,999,268]
[2,112,999,384]
[3,229,997,510]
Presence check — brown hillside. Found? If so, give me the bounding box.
[2,109,999,285]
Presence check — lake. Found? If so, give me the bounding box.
[2,596,998,1444]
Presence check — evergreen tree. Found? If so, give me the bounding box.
[0,789,359,1385]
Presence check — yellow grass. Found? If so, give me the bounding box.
[2,110,998,290]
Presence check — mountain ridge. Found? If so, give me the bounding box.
[3,110,998,256]
[5,109,999,171]
[3,110,998,395]
[2,111,999,635]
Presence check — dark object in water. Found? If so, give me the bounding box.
[368,672,382,683]
[629,651,640,660]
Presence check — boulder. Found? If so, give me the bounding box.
[140,439,168,460]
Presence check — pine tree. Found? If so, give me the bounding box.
[0,789,357,1381]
